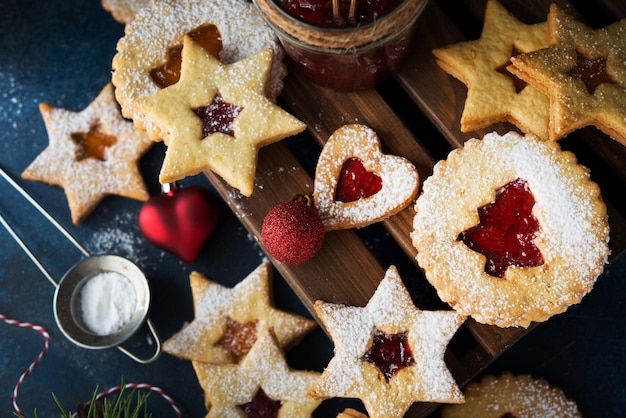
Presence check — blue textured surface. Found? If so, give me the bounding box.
[0,1,624,417]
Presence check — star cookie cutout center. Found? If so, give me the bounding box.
[311,266,465,417]
[508,4,626,144]
[70,122,117,162]
[215,317,258,361]
[162,261,316,364]
[237,388,282,417]
[193,91,242,137]
[495,47,527,94]
[135,35,306,196]
[432,0,550,139]
[566,52,615,94]
[361,328,415,382]
[21,83,153,224]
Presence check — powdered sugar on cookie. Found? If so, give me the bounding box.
[163,261,316,364]
[192,323,321,417]
[21,83,152,224]
[112,0,286,142]
[311,266,465,418]
[314,124,419,230]
[441,373,583,418]
[412,131,610,328]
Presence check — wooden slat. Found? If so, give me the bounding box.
[281,69,434,262]
[205,143,386,312]
[202,1,626,416]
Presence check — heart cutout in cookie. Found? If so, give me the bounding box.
[335,157,383,202]
[314,124,420,231]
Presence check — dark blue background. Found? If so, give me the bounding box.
[0,1,624,417]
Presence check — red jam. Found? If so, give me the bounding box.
[71,123,117,162]
[566,52,614,94]
[362,329,415,381]
[238,388,282,418]
[275,0,402,27]
[216,317,258,361]
[150,24,222,89]
[193,92,243,138]
[457,178,544,278]
[254,0,426,90]
[334,157,382,202]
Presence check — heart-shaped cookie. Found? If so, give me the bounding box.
[313,124,420,230]
[138,184,220,262]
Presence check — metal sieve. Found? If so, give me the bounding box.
[0,166,161,364]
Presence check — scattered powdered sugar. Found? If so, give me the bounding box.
[87,211,149,265]
[412,131,610,327]
[79,270,137,336]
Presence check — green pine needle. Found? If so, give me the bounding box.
[23,379,153,418]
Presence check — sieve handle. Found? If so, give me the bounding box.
[0,212,59,287]
[116,317,162,364]
[0,166,90,259]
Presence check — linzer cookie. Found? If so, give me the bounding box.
[101,0,152,24]
[311,266,465,418]
[21,83,152,225]
[134,36,305,196]
[112,0,287,142]
[440,373,583,418]
[163,261,316,364]
[433,0,550,140]
[509,4,626,145]
[411,131,610,328]
[192,323,321,417]
[313,124,419,231]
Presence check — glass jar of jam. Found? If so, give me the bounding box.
[253,0,428,91]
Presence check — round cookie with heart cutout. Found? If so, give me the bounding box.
[411,131,610,328]
[313,124,420,231]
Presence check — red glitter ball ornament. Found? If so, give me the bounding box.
[261,195,325,265]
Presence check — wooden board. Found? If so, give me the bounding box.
[205,0,626,415]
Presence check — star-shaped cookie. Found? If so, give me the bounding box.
[311,266,465,418]
[192,323,322,417]
[21,83,153,224]
[509,4,626,145]
[433,0,550,140]
[134,35,306,196]
[163,261,316,364]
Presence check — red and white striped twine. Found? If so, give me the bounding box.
[0,313,50,417]
[1,314,183,418]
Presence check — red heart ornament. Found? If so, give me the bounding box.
[138,184,220,263]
